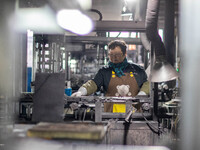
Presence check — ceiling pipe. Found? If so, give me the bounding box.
[140,32,151,51]
[145,0,178,82]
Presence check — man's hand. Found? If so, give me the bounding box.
[71,91,83,97]
[71,87,87,97]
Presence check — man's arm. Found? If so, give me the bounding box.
[71,68,105,97]
[138,81,150,95]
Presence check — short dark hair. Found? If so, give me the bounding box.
[108,40,127,55]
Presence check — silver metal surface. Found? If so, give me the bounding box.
[5,136,170,150]
[94,21,145,32]
[65,96,153,122]
[65,96,150,103]
[64,36,142,45]
[150,60,179,82]
[180,0,200,150]
[125,106,134,122]
[0,0,17,142]
[95,100,102,123]
[102,112,152,119]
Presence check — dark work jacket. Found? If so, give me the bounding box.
[92,63,147,94]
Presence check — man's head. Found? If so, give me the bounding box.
[108,40,127,64]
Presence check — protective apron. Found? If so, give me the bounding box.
[104,71,139,112]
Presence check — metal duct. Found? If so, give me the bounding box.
[141,33,151,51]
[145,0,178,82]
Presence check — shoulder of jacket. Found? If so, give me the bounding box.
[99,65,112,70]
[128,62,143,69]
[97,65,112,73]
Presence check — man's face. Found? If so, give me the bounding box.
[108,46,126,64]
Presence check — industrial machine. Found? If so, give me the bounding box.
[11,0,181,148]
[17,26,180,146]
[0,0,184,149]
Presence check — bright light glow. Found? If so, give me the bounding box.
[128,44,136,50]
[126,0,137,2]
[121,6,132,16]
[159,29,164,41]
[56,9,93,35]
[109,32,120,37]
[68,59,77,73]
[130,32,136,38]
[121,12,132,16]
[130,32,140,38]
[104,45,108,50]
[123,6,127,12]
[109,32,129,38]
[15,6,63,34]
[27,30,33,67]
[77,0,92,10]
[118,32,129,37]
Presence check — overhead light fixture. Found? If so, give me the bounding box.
[56,9,93,35]
[47,0,94,35]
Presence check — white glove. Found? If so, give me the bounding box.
[137,91,147,96]
[71,87,87,97]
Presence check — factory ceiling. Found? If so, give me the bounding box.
[18,0,179,32]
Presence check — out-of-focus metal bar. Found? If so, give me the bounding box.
[65,96,151,103]
[164,0,175,66]
[0,0,16,143]
[64,36,142,45]
[94,21,146,32]
[102,112,152,119]
[35,35,143,45]
[95,100,102,122]
[180,0,200,150]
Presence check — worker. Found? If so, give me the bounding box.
[71,40,149,112]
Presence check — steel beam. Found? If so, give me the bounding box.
[64,36,142,45]
[94,21,146,32]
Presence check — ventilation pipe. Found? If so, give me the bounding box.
[145,0,178,82]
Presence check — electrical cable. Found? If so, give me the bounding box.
[142,111,167,135]
[116,32,121,37]
[90,9,103,21]
[142,112,159,134]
